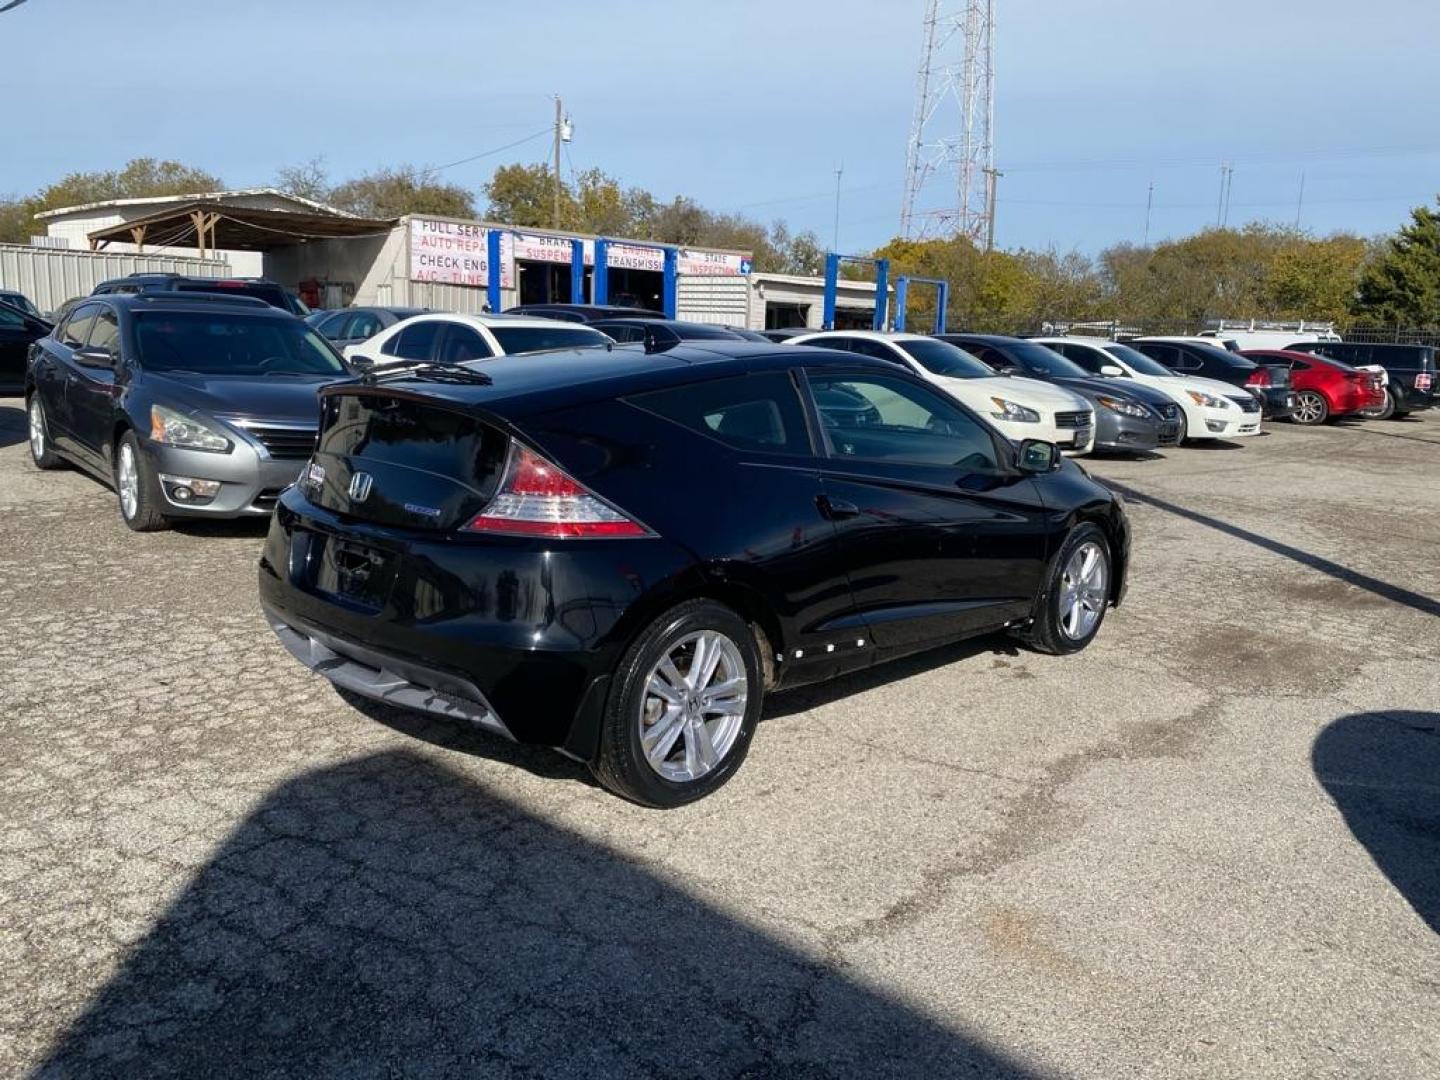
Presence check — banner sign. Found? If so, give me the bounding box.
[408,219,513,287]
[412,220,751,283]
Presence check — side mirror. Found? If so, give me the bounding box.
[73,345,116,369]
[1016,438,1060,474]
[1100,364,1126,377]
[1000,365,1025,376]
[348,354,375,373]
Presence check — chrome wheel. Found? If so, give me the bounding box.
[638,630,748,783]
[1058,541,1107,641]
[117,443,139,520]
[1293,391,1326,425]
[28,398,45,459]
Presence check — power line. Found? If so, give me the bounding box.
[427,128,552,176]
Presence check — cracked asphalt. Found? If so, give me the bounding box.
[1,395,1436,1079]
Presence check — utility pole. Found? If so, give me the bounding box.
[832,163,843,251]
[983,167,1001,251]
[1143,180,1154,246]
[552,96,564,230]
[1294,171,1306,230]
[1216,162,1227,227]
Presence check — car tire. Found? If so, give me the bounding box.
[1291,390,1329,425]
[1017,522,1112,656]
[1175,410,1190,444]
[114,430,169,532]
[1358,389,1396,420]
[592,599,762,808]
[26,394,65,470]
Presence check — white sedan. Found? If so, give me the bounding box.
[788,331,1096,454]
[1034,337,1260,441]
[345,313,612,366]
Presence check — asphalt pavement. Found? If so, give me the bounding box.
[1,396,1436,1079]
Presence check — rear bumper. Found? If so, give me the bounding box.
[265,606,513,740]
[257,490,694,754]
[1394,384,1435,411]
[1257,388,1297,420]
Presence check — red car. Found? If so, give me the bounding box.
[1241,349,1385,425]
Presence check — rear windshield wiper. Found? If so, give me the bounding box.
[360,362,493,386]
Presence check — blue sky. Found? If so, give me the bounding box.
[3,0,1437,254]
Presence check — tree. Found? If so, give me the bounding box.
[484,163,572,229]
[1351,198,1440,326]
[274,158,332,204]
[328,166,474,219]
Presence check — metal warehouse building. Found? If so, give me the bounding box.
[24,190,885,328]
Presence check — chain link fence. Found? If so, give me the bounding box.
[951,316,1440,346]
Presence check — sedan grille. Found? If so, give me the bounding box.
[236,423,319,459]
[1226,395,1261,414]
[1155,402,1180,421]
[1054,410,1092,429]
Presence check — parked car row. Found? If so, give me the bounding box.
[12,282,1434,806]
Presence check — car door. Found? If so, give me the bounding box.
[0,303,43,391]
[801,367,1051,652]
[64,303,122,471]
[46,303,102,457]
[628,369,866,682]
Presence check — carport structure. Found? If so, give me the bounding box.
[84,201,397,259]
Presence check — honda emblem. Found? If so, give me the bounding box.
[348,472,374,502]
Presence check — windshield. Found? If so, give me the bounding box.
[490,326,612,355]
[1,292,40,318]
[1005,341,1089,378]
[134,312,348,375]
[1103,343,1174,377]
[895,339,995,378]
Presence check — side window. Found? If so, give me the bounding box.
[437,325,494,363]
[383,320,441,360]
[1137,344,1180,369]
[808,373,1000,472]
[348,313,383,341]
[631,372,812,456]
[88,308,122,358]
[61,304,101,348]
[1057,344,1103,374]
[598,324,642,343]
[1288,358,1310,371]
[848,339,906,364]
[964,344,1006,371]
[0,305,24,328]
[317,312,352,339]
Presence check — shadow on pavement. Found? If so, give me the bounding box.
[35,751,1035,1079]
[1105,480,1440,618]
[1312,711,1440,935]
[0,404,27,449]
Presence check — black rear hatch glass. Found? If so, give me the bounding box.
[309,390,508,530]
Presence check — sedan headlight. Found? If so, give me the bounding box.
[1096,395,1152,419]
[150,405,232,452]
[1186,390,1229,409]
[989,397,1041,423]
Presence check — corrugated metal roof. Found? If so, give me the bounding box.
[35,188,352,221]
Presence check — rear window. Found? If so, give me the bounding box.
[318,393,508,494]
[631,372,812,456]
[490,326,611,355]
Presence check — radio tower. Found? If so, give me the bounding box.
[899,0,996,246]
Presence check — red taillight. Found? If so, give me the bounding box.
[1245,369,1271,388]
[462,444,648,538]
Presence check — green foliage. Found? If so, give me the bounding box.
[0,157,225,244]
[327,166,474,219]
[1351,198,1440,326]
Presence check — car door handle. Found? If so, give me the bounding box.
[817,495,860,520]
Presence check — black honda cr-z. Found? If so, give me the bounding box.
[259,341,1129,806]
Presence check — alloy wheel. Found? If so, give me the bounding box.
[637,630,748,783]
[1058,541,1107,640]
[28,399,45,460]
[117,443,139,520]
[1293,391,1326,425]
